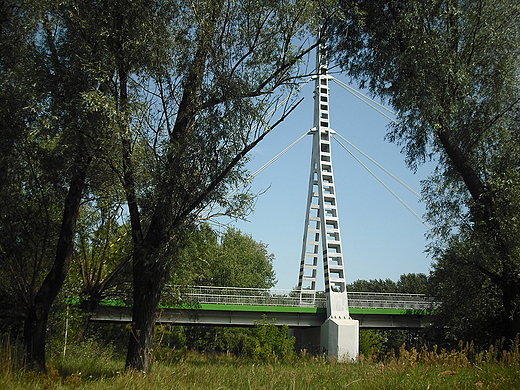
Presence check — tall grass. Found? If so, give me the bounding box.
[0,335,24,375]
[1,339,519,389]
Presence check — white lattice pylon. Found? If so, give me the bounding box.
[297,41,359,360]
[298,42,349,312]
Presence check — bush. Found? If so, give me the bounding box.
[243,315,296,361]
[359,330,385,358]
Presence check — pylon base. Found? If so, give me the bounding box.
[320,317,359,361]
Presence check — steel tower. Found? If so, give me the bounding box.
[298,42,349,315]
[296,41,358,360]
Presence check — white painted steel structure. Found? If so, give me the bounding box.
[298,43,347,297]
[295,40,360,360]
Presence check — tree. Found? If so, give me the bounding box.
[347,273,428,294]
[168,223,277,291]
[329,0,520,344]
[348,278,397,293]
[1,0,320,372]
[0,1,57,340]
[192,226,277,289]
[396,273,428,294]
[0,0,126,370]
[57,0,320,372]
[347,273,430,357]
[74,200,132,336]
[427,242,504,344]
[245,316,296,361]
[167,224,276,353]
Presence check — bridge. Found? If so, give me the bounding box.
[92,41,433,361]
[92,285,435,330]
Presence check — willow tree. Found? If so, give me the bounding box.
[63,0,322,371]
[126,2,320,372]
[0,0,123,371]
[328,0,520,344]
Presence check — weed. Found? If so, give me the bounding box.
[0,340,519,389]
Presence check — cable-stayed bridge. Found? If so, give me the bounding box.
[93,285,434,329]
[92,41,432,361]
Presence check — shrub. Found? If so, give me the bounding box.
[243,315,295,361]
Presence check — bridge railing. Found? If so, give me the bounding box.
[162,285,326,308]
[348,292,435,311]
[161,285,436,311]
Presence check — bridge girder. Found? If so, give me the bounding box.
[92,305,432,330]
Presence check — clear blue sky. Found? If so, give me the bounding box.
[219,69,435,290]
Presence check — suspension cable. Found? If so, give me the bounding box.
[331,77,398,123]
[225,131,309,200]
[249,132,308,181]
[216,77,435,232]
[332,134,432,231]
[331,77,439,153]
[334,132,424,201]
[222,78,313,202]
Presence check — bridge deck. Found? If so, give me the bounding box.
[92,286,436,329]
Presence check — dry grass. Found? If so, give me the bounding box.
[1,339,519,389]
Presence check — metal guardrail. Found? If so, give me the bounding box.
[161,285,436,311]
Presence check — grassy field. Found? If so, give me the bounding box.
[1,342,519,389]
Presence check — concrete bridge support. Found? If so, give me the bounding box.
[291,317,359,361]
[321,317,359,361]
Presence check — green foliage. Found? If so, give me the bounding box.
[2,340,520,389]
[103,0,320,371]
[330,0,520,169]
[329,0,520,344]
[348,274,431,357]
[82,323,130,356]
[428,240,506,345]
[397,273,429,294]
[177,223,276,289]
[0,7,65,329]
[1,0,320,372]
[348,273,429,294]
[359,330,385,358]
[154,319,296,362]
[425,171,520,345]
[74,202,133,313]
[179,326,255,356]
[168,224,278,355]
[243,316,296,361]
[52,339,123,379]
[1,0,128,371]
[348,278,398,293]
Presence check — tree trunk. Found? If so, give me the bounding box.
[125,253,169,372]
[437,129,486,203]
[123,5,221,371]
[437,128,520,341]
[24,162,89,372]
[23,306,49,372]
